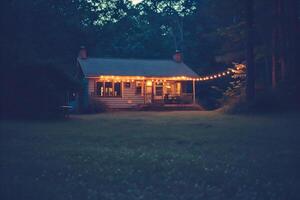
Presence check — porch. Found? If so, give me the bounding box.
[89,77,198,109]
[142,79,196,105]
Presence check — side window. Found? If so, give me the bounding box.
[96,82,122,97]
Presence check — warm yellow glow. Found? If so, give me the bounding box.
[146,80,152,86]
[94,64,244,83]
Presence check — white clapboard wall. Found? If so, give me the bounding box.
[88,79,144,109]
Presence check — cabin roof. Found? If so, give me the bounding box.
[78,58,199,77]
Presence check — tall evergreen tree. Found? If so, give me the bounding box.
[245,0,255,100]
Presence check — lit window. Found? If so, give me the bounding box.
[146,80,152,87]
[96,82,122,97]
[165,82,171,94]
[105,82,113,96]
[176,82,181,95]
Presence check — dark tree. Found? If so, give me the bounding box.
[245,0,255,100]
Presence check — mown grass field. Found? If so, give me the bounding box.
[0,111,300,200]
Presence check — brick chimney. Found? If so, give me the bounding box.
[78,46,87,59]
[173,50,182,63]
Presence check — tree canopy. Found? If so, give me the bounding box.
[0,0,299,116]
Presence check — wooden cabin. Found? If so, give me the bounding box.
[76,48,200,110]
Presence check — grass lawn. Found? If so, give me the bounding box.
[0,111,300,200]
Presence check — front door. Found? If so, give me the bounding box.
[145,80,153,104]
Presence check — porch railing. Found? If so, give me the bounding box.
[156,93,193,104]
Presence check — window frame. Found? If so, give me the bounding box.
[113,82,122,97]
[95,81,122,97]
[96,82,104,96]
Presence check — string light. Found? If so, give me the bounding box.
[96,64,246,83]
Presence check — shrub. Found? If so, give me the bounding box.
[222,86,300,114]
[82,100,108,114]
[198,85,225,110]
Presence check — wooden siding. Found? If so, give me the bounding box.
[86,78,195,109]
[88,79,144,109]
[88,79,95,96]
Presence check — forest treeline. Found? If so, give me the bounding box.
[0,0,299,117]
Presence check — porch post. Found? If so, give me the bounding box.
[121,81,124,98]
[143,80,146,104]
[192,79,196,104]
[152,81,155,103]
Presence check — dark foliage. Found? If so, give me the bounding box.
[0,0,299,116]
[197,77,232,110]
[225,87,300,114]
[0,65,80,119]
[82,100,108,114]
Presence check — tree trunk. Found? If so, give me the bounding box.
[286,0,299,83]
[246,0,255,101]
[277,0,286,81]
[264,56,271,86]
[271,0,282,89]
[271,28,277,89]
